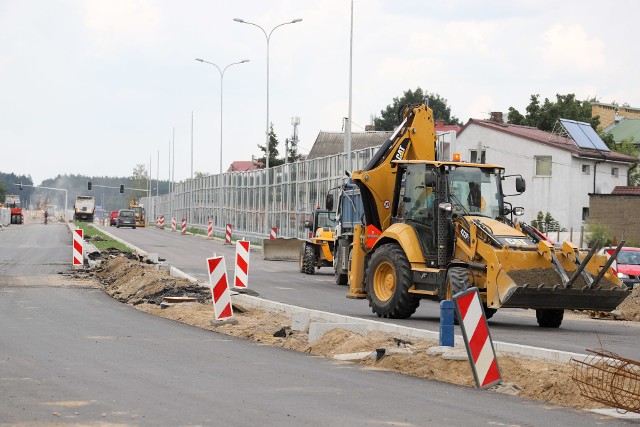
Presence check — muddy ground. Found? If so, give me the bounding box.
[89,252,640,412]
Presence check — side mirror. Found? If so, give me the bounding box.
[516,176,526,193]
[304,220,312,230]
[325,193,334,212]
[424,171,437,188]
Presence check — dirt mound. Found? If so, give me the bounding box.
[619,286,640,321]
[94,255,210,305]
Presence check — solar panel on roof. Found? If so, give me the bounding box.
[559,118,610,152]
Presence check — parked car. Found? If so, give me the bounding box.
[109,211,119,226]
[116,209,136,229]
[599,246,640,289]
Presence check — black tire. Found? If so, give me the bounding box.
[536,309,563,328]
[117,224,120,228]
[301,245,317,275]
[366,243,419,319]
[334,248,348,286]
[446,267,472,325]
[133,226,136,229]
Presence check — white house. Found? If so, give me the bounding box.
[455,117,637,231]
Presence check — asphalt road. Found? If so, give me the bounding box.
[101,224,640,359]
[0,223,635,426]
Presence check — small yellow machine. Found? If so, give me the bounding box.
[129,199,146,227]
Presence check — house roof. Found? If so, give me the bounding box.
[227,160,263,172]
[307,131,391,159]
[459,119,638,164]
[612,186,640,195]
[603,118,640,144]
[308,125,461,160]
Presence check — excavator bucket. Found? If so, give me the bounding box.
[496,240,631,311]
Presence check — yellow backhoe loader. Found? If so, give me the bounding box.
[299,204,337,275]
[344,103,629,327]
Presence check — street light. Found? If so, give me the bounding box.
[195,58,249,175]
[233,17,302,236]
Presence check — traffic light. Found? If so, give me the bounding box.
[120,184,124,193]
[19,182,22,190]
[88,181,92,190]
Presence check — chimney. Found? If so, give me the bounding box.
[436,119,444,127]
[489,112,503,123]
[364,124,376,131]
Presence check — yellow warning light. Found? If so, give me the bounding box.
[453,153,461,162]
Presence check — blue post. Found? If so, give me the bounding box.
[439,300,455,347]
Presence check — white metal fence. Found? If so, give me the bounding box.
[142,146,381,243]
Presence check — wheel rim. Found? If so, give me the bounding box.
[373,261,395,302]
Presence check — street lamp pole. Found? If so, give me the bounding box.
[195,58,249,175]
[233,17,302,236]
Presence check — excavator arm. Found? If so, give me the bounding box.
[351,104,437,231]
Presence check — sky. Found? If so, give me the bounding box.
[1,0,639,185]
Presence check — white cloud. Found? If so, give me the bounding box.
[80,0,163,57]
[536,23,606,74]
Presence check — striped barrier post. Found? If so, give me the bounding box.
[181,219,187,235]
[206,256,234,322]
[72,228,83,269]
[270,228,277,240]
[171,217,176,232]
[453,287,501,389]
[207,220,213,239]
[233,240,250,289]
[225,224,232,244]
[160,216,165,229]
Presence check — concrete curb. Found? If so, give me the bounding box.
[230,293,590,364]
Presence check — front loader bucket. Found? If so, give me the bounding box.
[493,240,631,312]
[499,282,630,311]
[262,238,304,261]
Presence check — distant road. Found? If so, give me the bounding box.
[102,224,640,359]
[0,223,634,425]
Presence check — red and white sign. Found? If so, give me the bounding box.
[171,217,177,232]
[207,220,213,239]
[270,228,277,240]
[453,287,501,389]
[234,240,250,288]
[225,224,232,244]
[72,228,84,267]
[181,219,187,235]
[207,256,233,320]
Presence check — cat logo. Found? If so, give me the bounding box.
[391,139,410,166]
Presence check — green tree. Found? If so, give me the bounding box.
[507,94,598,131]
[285,137,302,163]
[131,164,149,202]
[257,123,284,168]
[0,180,6,202]
[586,222,611,247]
[373,87,462,131]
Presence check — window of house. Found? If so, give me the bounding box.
[582,207,589,222]
[470,149,486,164]
[535,156,552,176]
[582,165,590,175]
[611,167,619,177]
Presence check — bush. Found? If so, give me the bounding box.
[585,222,611,247]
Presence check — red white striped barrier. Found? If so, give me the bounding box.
[233,240,250,288]
[225,224,232,244]
[207,256,233,320]
[72,228,83,268]
[207,220,213,239]
[171,217,177,232]
[270,228,277,240]
[181,219,187,235]
[453,287,501,389]
[159,215,165,229]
